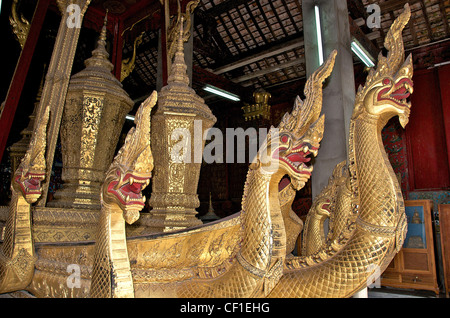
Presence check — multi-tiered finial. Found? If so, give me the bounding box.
[50,8,133,210]
[148,14,217,232]
[85,10,111,69]
[167,16,190,86]
[99,10,108,43]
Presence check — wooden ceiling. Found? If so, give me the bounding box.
[44,0,447,107]
[114,0,450,106]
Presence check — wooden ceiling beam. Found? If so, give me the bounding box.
[244,1,270,45]
[349,16,380,59]
[213,35,304,74]
[347,0,367,19]
[438,0,450,37]
[204,0,254,17]
[419,0,434,42]
[378,0,421,12]
[192,64,252,102]
[194,9,233,59]
[121,0,161,32]
[232,57,305,84]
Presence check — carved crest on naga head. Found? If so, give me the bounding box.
[12,105,50,203]
[101,91,157,224]
[251,50,337,190]
[354,4,413,128]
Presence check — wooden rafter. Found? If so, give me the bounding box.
[438,0,450,37]
[232,56,305,84]
[115,0,450,102]
[195,9,233,59]
[213,35,304,74]
[419,0,434,42]
[203,0,253,18]
[243,1,269,45]
[378,0,422,13]
[349,16,380,59]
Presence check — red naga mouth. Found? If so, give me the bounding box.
[279,143,319,175]
[321,201,330,210]
[108,172,150,206]
[14,173,45,196]
[378,78,413,106]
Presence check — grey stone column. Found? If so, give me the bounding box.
[302,0,355,198]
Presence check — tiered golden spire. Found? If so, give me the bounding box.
[167,16,190,86]
[147,16,216,232]
[49,10,133,210]
[84,10,112,70]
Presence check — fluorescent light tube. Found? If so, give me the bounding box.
[351,41,375,68]
[203,84,240,102]
[315,5,324,65]
[126,114,135,121]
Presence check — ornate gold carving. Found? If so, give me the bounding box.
[38,0,92,206]
[8,248,35,282]
[148,18,216,232]
[242,89,272,121]
[0,101,50,293]
[167,0,200,64]
[27,243,93,298]
[0,4,415,299]
[353,4,413,128]
[91,91,157,298]
[8,66,45,175]
[56,0,91,16]
[50,13,133,209]
[121,32,145,82]
[278,183,302,255]
[32,207,98,242]
[302,160,347,256]
[80,95,104,167]
[267,4,413,297]
[21,47,333,298]
[120,50,334,298]
[9,0,30,49]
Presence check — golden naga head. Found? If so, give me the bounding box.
[102,91,157,224]
[354,4,413,128]
[251,50,337,190]
[12,105,50,204]
[313,197,331,219]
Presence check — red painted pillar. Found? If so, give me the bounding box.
[0,0,50,162]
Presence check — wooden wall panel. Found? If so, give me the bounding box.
[406,68,450,190]
[438,64,450,172]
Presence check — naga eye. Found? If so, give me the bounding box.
[383,78,391,85]
[281,135,289,143]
